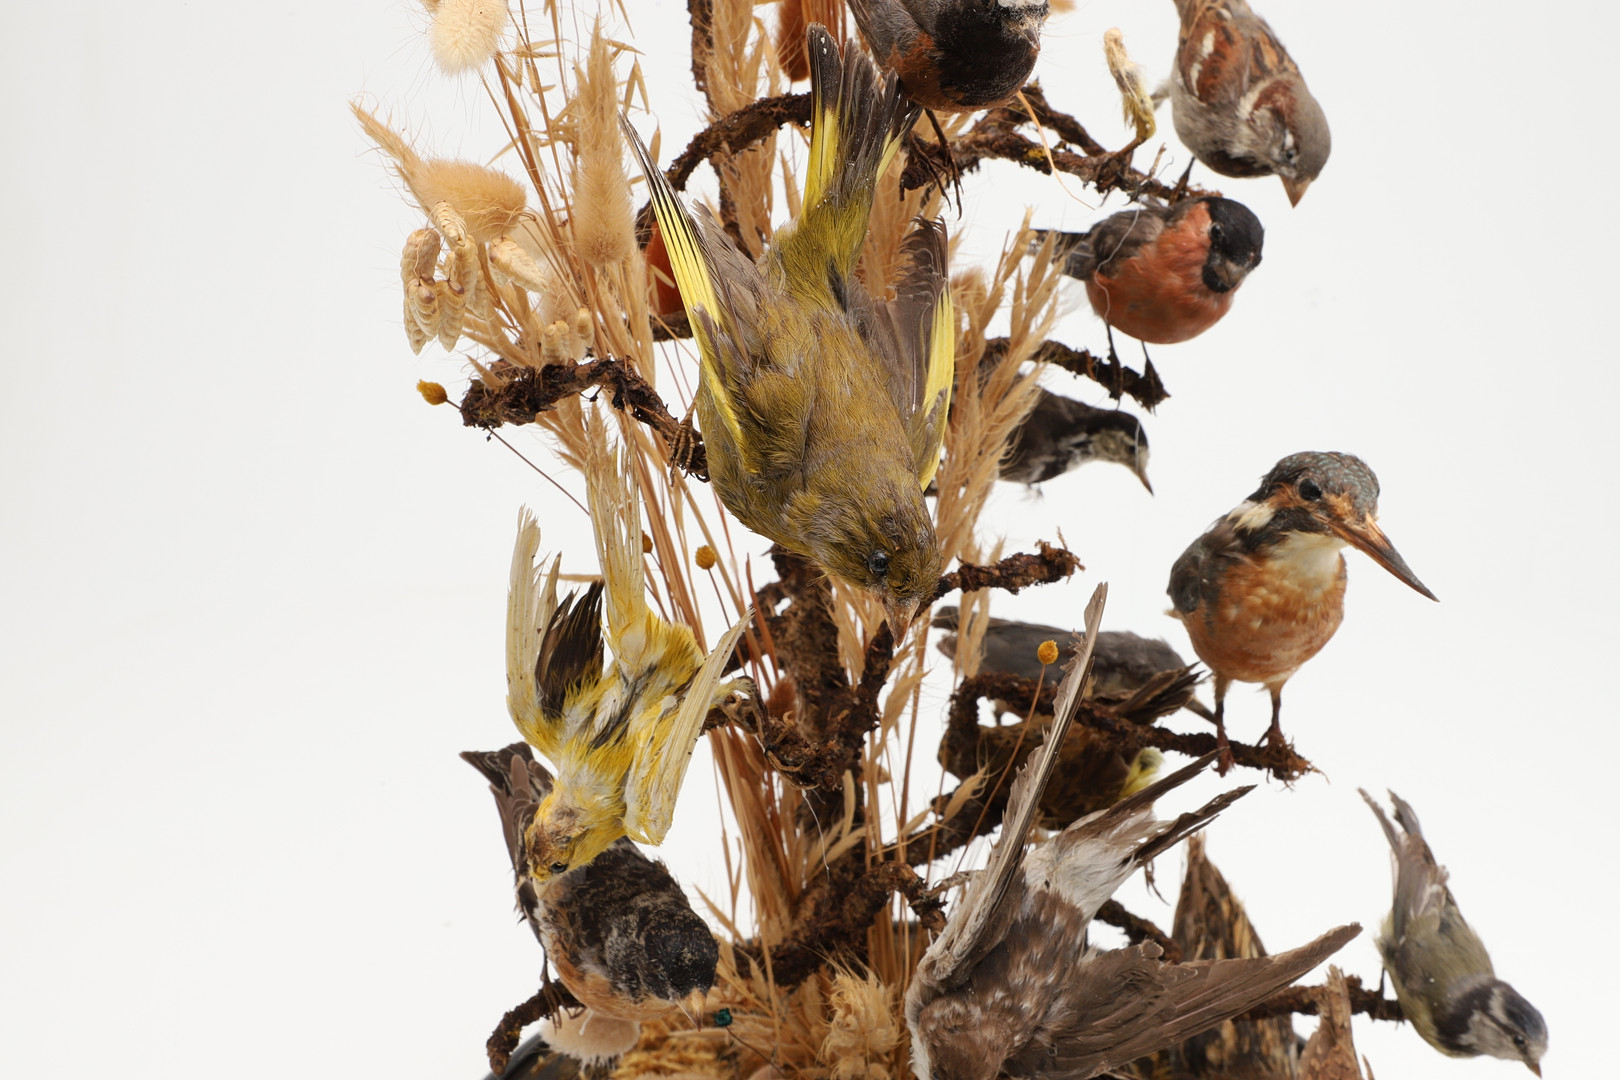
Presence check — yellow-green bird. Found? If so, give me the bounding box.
[623,26,955,637]
[505,424,752,884]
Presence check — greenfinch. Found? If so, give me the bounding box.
[505,423,752,884]
[622,26,955,637]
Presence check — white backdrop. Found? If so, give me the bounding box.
[1,1,1611,1077]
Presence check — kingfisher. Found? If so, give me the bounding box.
[1166,451,1436,763]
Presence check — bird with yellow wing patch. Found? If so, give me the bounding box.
[622,26,954,639]
[505,422,752,884]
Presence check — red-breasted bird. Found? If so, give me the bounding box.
[906,586,1359,1080]
[1167,452,1436,762]
[1001,388,1152,491]
[846,0,1049,112]
[1360,790,1547,1075]
[1169,0,1330,205]
[623,27,954,638]
[463,744,719,1052]
[1038,197,1263,352]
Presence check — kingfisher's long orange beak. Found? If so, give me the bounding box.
[1331,514,1437,601]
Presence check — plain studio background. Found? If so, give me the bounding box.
[1,1,1611,1076]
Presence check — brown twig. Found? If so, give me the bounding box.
[981,336,1170,411]
[665,93,812,192]
[1096,899,1183,964]
[484,979,581,1076]
[933,542,1083,601]
[1239,975,1405,1023]
[457,358,708,480]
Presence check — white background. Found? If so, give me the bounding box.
[1,1,1611,1076]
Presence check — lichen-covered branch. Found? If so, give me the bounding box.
[484,980,581,1076]
[934,542,1083,600]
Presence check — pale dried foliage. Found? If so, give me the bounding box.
[430,0,510,74]
[360,3,1072,1076]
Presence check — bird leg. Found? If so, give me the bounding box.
[1212,676,1234,775]
[1264,687,1287,752]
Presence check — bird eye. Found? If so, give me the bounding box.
[1298,478,1322,501]
[1208,222,1224,244]
[549,861,568,875]
[1513,1035,1527,1048]
[867,551,891,578]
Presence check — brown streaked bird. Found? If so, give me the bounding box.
[847,0,1049,113]
[1000,388,1153,492]
[1128,833,1303,1080]
[1037,197,1263,354]
[624,28,953,639]
[462,745,720,1034]
[1360,790,1547,1075]
[1298,966,1366,1080]
[1166,452,1435,765]
[1169,0,1330,205]
[906,585,1361,1080]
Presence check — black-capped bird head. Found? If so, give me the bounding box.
[1200,197,1265,294]
[1234,451,1436,601]
[850,0,1050,113]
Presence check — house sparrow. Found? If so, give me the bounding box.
[1168,0,1330,204]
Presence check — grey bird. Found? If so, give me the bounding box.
[906,585,1360,1080]
[1360,790,1547,1075]
[462,744,719,1025]
[1000,387,1152,491]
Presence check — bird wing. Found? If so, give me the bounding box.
[1167,515,1243,617]
[622,610,754,847]
[865,218,955,488]
[1040,924,1360,1079]
[1080,205,1171,280]
[620,114,761,456]
[915,585,1108,992]
[843,0,918,64]
[506,510,570,759]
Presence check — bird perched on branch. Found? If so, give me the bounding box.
[1167,452,1435,764]
[505,428,752,884]
[907,585,1360,1080]
[624,28,953,639]
[1000,387,1152,492]
[1168,0,1330,205]
[1038,197,1263,354]
[846,0,1049,112]
[1360,790,1547,1075]
[463,744,720,1062]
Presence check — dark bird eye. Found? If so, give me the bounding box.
[1298,478,1322,501]
[1208,222,1224,244]
[1513,1035,1527,1048]
[549,861,568,875]
[867,551,891,577]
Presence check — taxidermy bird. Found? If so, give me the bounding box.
[463,744,719,1065]
[505,424,751,884]
[1360,790,1547,1075]
[906,585,1359,1080]
[1167,451,1434,763]
[623,27,954,638]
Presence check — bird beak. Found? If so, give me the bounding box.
[1526,1064,1541,1078]
[1330,514,1438,601]
[1131,458,1154,495]
[1282,174,1312,206]
[884,598,919,644]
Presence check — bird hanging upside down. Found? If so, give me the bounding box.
[623,27,954,640]
[1166,451,1435,767]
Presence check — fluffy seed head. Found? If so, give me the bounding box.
[428,0,509,75]
[417,380,449,406]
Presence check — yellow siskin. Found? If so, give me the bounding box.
[505,423,752,884]
[622,26,955,637]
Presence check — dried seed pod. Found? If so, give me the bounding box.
[400,228,441,286]
[434,279,464,349]
[404,276,440,346]
[428,0,509,75]
[488,236,548,293]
